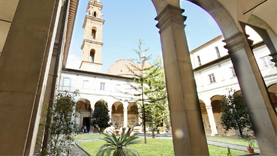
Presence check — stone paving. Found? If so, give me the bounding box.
[72,135,261,156]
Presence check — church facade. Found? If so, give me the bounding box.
[58,0,141,132]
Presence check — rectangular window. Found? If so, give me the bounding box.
[208,74,216,83]
[62,78,71,91]
[215,46,220,58]
[100,82,105,90]
[230,67,236,77]
[197,55,201,66]
[83,80,89,88]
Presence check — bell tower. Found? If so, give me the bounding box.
[80,0,104,72]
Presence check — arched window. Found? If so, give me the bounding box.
[90,49,95,62]
[94,11,97,17]
[91,29,96,39]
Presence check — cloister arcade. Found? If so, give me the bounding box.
[0,0,276,155]
[74,98,140,133]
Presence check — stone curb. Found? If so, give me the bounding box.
[207,140,260,150]
[75,142,92,156]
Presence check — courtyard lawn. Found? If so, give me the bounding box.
[206,136,258,148]
[78,138,248,156]
[74,134,104,140]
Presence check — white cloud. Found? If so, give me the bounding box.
[66,54,81,69]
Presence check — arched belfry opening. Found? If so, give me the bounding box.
[91,28,96,39]
[90,49,95,62]
[94,11,97,17]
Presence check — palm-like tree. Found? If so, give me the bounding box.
[97,133,141,156]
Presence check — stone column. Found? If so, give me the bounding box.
[123,103,128,128]
[224,33,277,155]
[155,5,209,155]
[0,0,62,155]
[108,105,112,123]
[138,107,142,128]
[206,105,218,136]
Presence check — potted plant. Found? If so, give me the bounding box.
[151,127,156,139]
[115,129,120,136]
[243,135,255,153]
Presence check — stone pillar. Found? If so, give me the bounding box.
[138,107,142,128]
[155,5,209,155]
[123,104,128,128]
[90,109,94,133]
[108,105,112,123]
[0,0,62,155]
[206,105,218,136]
[224,33,277,155]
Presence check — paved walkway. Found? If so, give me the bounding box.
[207,140,260,153]
[70,142,90,156]
[73,135,260,155]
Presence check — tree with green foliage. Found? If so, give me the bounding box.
[143,56,169,134]
[40,91,79,155]
[220,90,253,137]
[91,100,111,133]
[97,133,141,156]
[126,40,169,143]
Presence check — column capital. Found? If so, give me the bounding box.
[223,32,253,54]
[269,53,277,67]
[155,4,186,33]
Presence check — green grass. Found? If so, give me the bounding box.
[78,138,248,156]
[74,134,104,140]
[206,136,258,148]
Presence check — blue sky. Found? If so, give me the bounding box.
[66,0,222,73]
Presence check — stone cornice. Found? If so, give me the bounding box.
[87,0,103,9]
[83,15,105,28]
[62,68,134,80]
[62,0,78,69]
[81,39,103,49]
[223,32,253,54]
[155,4,186,33]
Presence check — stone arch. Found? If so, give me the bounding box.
[199,100,211,135]
[127,103,139,127]
[77,99,91,111]
[246,15,277,67]
[210,95,223,113]
[151,0,277,154]
[187,0,240,38]
[210,95,226,135]
[234,90,242,95]
[75,99,92,133]
[111,101,124,128]
[94,99,108,110]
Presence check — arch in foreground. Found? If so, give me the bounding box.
[151,0,277,155]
